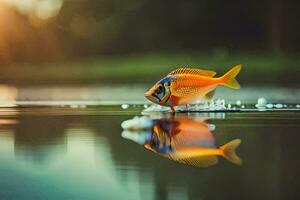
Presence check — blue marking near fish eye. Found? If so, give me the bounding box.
[159,76,171,86]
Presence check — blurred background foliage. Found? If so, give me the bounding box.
[0,0,299,85]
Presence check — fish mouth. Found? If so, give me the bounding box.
[144,92,160,103]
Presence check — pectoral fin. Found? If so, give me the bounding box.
[204,89,216,100]
[170,125,181,136]
[170,95,181,105]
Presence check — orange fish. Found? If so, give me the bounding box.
[145,64,242,112]
[122,117,242,168]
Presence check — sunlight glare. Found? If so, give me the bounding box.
[1,0,63,20]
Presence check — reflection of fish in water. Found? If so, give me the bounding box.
[122,117,242,168]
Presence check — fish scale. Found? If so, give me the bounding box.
[171,76,216,105]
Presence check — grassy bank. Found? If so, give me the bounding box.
[1,52,299,85]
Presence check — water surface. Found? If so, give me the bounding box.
[0,84,299,200]
[0,107,299,200]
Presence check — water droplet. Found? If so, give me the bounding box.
[275,104,283,108]
[257,97,267,107]
[143,104,148,108]
[121,104,129,109]
[266,104,273,108]
[296,105,300,108]
[241,105,245,109]
[236,100,241,106]
[227,104,231,109]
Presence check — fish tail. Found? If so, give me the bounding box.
[220,64,242,89]
[220,139,242,166]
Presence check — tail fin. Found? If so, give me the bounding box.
[220,64,242,89]
[220,139,242,166]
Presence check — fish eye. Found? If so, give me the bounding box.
[157,85,163,94]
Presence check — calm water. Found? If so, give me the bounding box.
[0,106,299,200]
[0,84,299,200]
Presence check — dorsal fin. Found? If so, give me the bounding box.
[169,68,216,77]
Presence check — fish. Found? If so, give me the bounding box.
[121,117,242,168]
[144,64,242,112]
